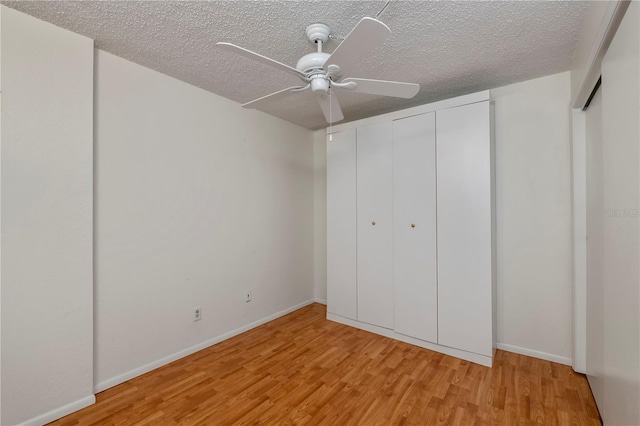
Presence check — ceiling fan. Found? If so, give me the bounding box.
[217,17,420,124]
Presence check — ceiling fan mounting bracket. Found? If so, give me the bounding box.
[305,23,330,44]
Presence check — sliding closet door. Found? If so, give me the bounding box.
[327,129,357,320]
[585,86,604,409]
[437,101,493,356]
[599,4,640,423]
[393,113,438,343]
[357,122,393,328]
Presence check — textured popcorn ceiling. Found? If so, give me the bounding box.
[4,1,590,130]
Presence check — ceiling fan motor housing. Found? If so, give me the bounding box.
[296,52,330,74]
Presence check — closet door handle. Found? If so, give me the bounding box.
[372,221,376,226]
[411,223,416,228]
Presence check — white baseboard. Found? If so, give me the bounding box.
[18,394,95,426]
[314,298,327,305]
[496,343,572,366]
[95,299,315,393]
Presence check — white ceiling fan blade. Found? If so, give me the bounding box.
[317,92,344,123]
[241,86,307,109]
[341,78,420,99]
[217,42,306,78]
[323,18,391,73]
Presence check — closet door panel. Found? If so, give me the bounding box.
[437,101,492,356]
[393,113,438,343]
[327,129,357,320]
[357,122,394,329]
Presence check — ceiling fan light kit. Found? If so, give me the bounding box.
[217,16,420,124]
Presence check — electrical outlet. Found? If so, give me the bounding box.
[245,290,252,303]
[193,306,202,321]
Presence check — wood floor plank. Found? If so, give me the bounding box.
[48,304,600,426]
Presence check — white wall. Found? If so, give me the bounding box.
[492,72,573,364]
[314,72,574,365]
[94,50,315,390]
[1,6,95,425]
[313,130,327,303]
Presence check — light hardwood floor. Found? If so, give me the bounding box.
[50,303,600,425]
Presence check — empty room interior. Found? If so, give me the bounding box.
[1,0,639,425]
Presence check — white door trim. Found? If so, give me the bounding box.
[572,108,587,374]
